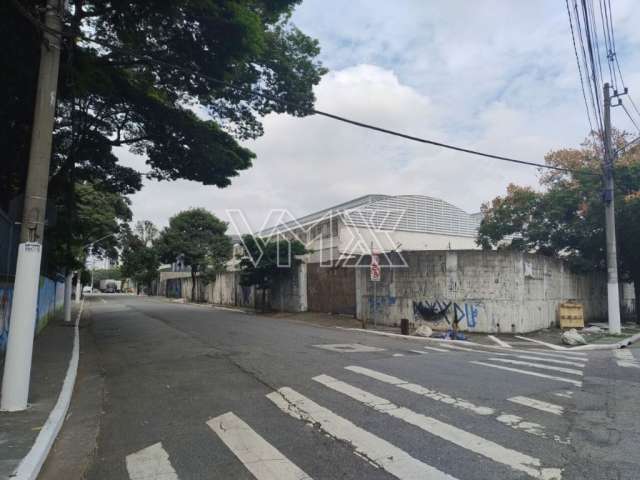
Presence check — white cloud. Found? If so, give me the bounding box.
[119,1,640,232]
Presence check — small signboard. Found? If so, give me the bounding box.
[370,254,381,282]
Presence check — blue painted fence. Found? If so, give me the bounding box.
[0,276,65,353]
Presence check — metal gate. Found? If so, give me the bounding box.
[307,263,356,315]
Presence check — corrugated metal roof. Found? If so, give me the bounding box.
[260,194,482,238]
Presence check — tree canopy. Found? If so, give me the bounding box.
[478,131,640,319]
[156,209,232,300]
[2,0,325,272]
[120,222,160,294]
[238,234,306,310]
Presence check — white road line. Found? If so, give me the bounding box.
[514,336,571,351]
[613,349,640,368]
[422,346,449,352]
[267,388,457,480]
[345,366,566,444]
[410,350,428,355]
[393,353,405,357]
[510,355,586,368]
[553,391,573,399]
[440,344,586,363]
[470,361,582,387]
[487,358,583,376]
[126,442,179,480]
[508,396,564,416]
[488,335,512,348]
[208,412,311,480]
[346,366,494,415]
[314,375,562,480]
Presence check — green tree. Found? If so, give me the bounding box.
[2,0,325,272]
[44,182,131,276]
[478,131,640,321]
[156,209,232,301]
[238,235,307,311]
[134,220,159,247]
[120,227,160,294]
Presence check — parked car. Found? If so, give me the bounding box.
[82,286,94,294]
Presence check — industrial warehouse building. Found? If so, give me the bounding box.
[155,194,634,332]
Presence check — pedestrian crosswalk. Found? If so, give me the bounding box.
[123,344,587,479]
[613,348,640,368]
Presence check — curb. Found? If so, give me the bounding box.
[570,332,640,351]
[11,300,84,480]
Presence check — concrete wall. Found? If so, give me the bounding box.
[0,275,65,353]
[356,250,608,333]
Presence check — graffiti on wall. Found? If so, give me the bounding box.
[0,286,13,351]
[413,299,479,328]
[368,295,397,313]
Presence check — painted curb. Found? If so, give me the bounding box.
[570,332,640,351]
[11,300,84,480]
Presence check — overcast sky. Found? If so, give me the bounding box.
[118,0,640,232]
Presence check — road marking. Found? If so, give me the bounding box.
[422,345,449,352]
[486,358,583,376]
[313,344,385,353]
[488,335,512,348]
[207,412,311,480]
[470,361,582,387]
[514,336,570,351]
[345,366,567,444]
[613,349,640,368]
[509,355,586,368]
[393,353,405,357]
[508,396,564,416]
[410,349,429,355]
[267,387,457,480]
[314,375,562,480]
[440,343,588,362]
[345,366,494,415]
[126,442,179,480]
[553,391,573,399]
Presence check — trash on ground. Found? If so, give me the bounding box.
[414,325,433,337]
[582,326,603,333]
[561,328,587,345]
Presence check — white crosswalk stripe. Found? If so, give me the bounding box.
[508,355,586,368]
[208,412,312,480]
[422,345,449,352]
[346,365,568,443]
[438,343,589,362]
[486,357,583,376]
[267,387,458,480]
[614,349,640,368]
[508,396,564,416]
[313,374,563,480]
[470,361,583,387]
[126,442,180,480]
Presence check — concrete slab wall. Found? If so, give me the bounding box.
[356,250,609,333]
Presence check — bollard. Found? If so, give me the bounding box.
[400,318,409,335]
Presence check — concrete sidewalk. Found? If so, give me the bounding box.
[0,306,81,480]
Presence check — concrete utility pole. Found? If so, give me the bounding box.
[1,0,63,412]
[602,82,622,335]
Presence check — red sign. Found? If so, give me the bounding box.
[370,254,381,281]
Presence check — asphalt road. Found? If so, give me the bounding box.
[83,295,640,480]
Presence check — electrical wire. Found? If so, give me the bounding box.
[566,0,596,135]
[10,0,602,178]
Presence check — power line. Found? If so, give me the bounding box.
[11,0,602,178]
[621,102,640,133]
[566,0,596,135]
